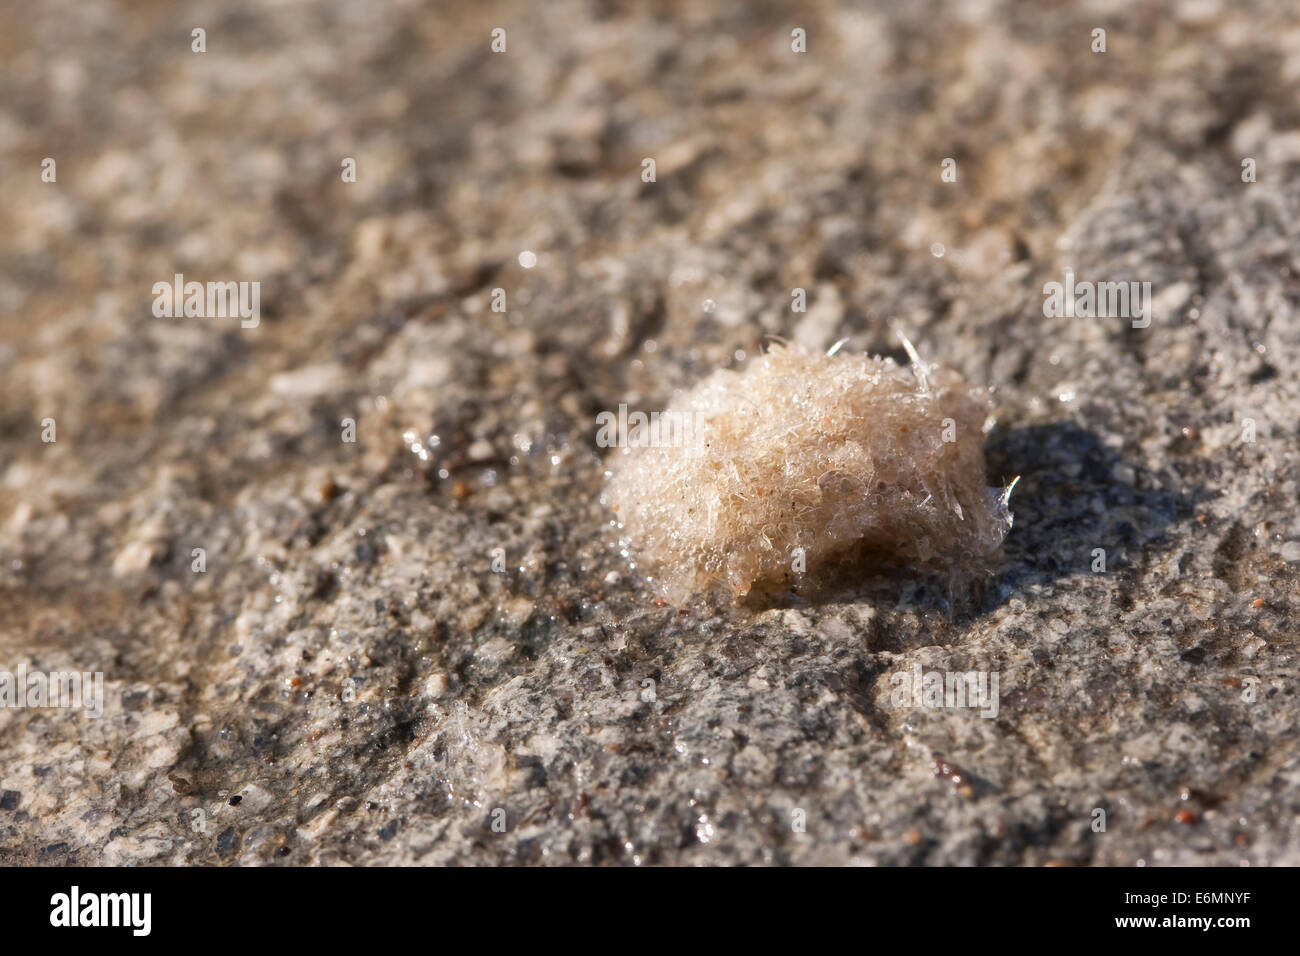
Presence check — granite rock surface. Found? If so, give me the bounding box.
[1,0,1298,865]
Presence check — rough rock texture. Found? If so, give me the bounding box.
[1,0,1298,865]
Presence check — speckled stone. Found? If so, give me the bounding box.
[1,0,1298,865]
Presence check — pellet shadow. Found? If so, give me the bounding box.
[745,420,1202,619]
[979,420,1201,611]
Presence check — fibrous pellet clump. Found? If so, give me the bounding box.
[604,341,1013,602]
